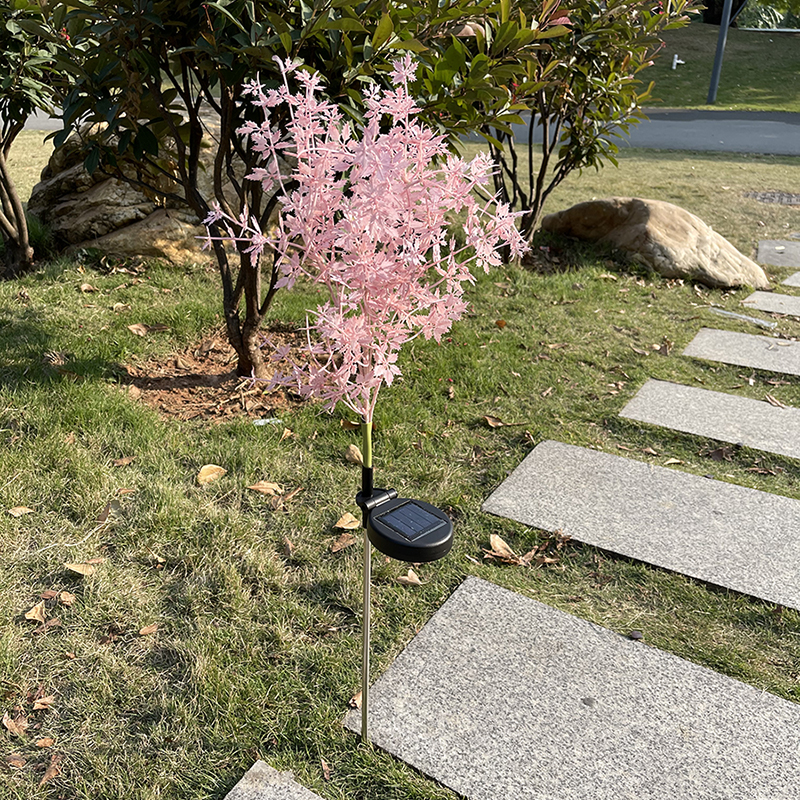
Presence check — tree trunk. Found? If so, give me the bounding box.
[0,238,35,278]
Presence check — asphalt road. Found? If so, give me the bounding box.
[25,107,800,156]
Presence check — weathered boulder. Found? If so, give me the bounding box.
[541,197,770,289]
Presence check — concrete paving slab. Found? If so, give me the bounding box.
[345,577,800,800]
[481,440,800,610]
[757,240,800,267]
[224,762,323,800]
[683,327,800,376]
[784,272,800,287]
[743,290,800,317]
[620,378,800,460]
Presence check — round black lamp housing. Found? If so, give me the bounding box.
[366,496,453,563]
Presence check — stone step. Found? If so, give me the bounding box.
[224,762,323,800]
[481,440,800,610]
[784,272,800,287]
[758,239,800,267]
[683,327,800,376]
[620,378,800,460]
[345,577,800,800]
[743,290,800,317]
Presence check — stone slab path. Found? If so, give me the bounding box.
[482,440,800,610]
[742,290,800,317]
[683,327,800,376]
[620,378,800,460]
[224,762,323,800]
[345,577,800,800]
[757,239,800,267]
[785,272,800,287]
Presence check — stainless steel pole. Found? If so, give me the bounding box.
[707,0,735,104]
[361,530,371,743]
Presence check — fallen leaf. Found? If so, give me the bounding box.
[334,512,360,530]
[32,696,56,712]
[96,499,122,526]
[488,533,518,562]
[540,386,553,398]
[197,464,226,485]
[25,601,46,624]
[348,690,362,709]
[330,533,357,553]
[664,458,683,465]
[247,481,283,496]
[447,386,456,400]
[630,345,649,356]
[598,272,618,281]
[641,447,659,456]
[345,444,363,465]
[112,456,136,467]
[112,302,131,313]
[4,753,26,769]
[40,590,58,601]
[396,568,422,586]
[765,393,788,409]
[281,487,302,504]
[7,506,34,518]
[79,283,98,293]
[138,623,158,636]
[64,562,96,577]
[706,446,733,462]
[36,738,55,748]
[495,319,507,329]
[282,537,295,558]
[85,557,106,565]
[340,419,360,430]
[280,427,293,441]
[127,323,149,336]
[39,753,62,787]
[483,415,506,428]
[321,759,332,781]
[2,711,28,737]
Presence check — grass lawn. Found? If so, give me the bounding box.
[647,20,800,111]
[2,129,800,797]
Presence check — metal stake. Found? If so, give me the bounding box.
[361,528,371,743]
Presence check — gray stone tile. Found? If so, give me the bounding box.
[757,239,800,267]
[784,271,800,287]
[481,440,800,610]
[345,577,800,800]
[224,762,323,800]
[742,290,800,317]
[620,378,800,459]
[683,327,800,376]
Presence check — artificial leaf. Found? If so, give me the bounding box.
[334,512,360,530]
[396,568,422,586]
[4,753,26,768]
[330,533,357,553]
[33,696,55,712]
[247,481,283,496]
[25,601,46,624]
[36,738,55,748]
[2,711,28,737]
[58,591,76,607]
[39,753,62,786]
[64,562,96,577]
[197,464,226,485]
[345,444,363,465]
[8,506,34,518]
[138,623,158,636]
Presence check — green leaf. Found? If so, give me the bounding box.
[388,38,427,53]
[322,18,367,33]
[372,12,393,50]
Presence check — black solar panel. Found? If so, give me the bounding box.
[374,500,447,542]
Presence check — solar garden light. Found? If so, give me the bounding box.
[355,420,453,743]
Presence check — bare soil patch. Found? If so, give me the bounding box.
[122,329,304,422]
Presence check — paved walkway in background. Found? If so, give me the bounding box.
[25,108,800,156]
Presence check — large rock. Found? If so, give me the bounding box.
[541,197,770,289]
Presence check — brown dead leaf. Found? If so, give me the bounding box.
[127,323,168,337]
[39,753,62,787]
[483,415,506,428]
[64,562,97,577]
[280,427,293,441]
[765,393,788,409]
[197,464,226,485]
[334,512,360,530]
[32,696,55,712]
[2,711,28,737]
[340,419,360,430]
[321,759,332,781]
[630,345,649,356]
[96,499,122,526]
[25,601,46,625]
[247,481,283,496]
[282,537,295,558]
[348,690,362,709]
[138,623,158,636]
[641,447,659,456]
[79,283,98,293]
[344,444,363,465]
[330,533,357,553]
[58,592,76,607]
[282,487,302,504]
[7,506,34,518]
[706,446,733,462]
[41,590,58,601]
[483,533,520,565]
[396,568,422,587]
[36,738,55,748]
[112,456,136,467]
[495,319,507,330]
[664,458,683,465]
[540,386,553,398]
[4,753,26,769]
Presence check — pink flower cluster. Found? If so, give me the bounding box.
[205,55,527,423]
